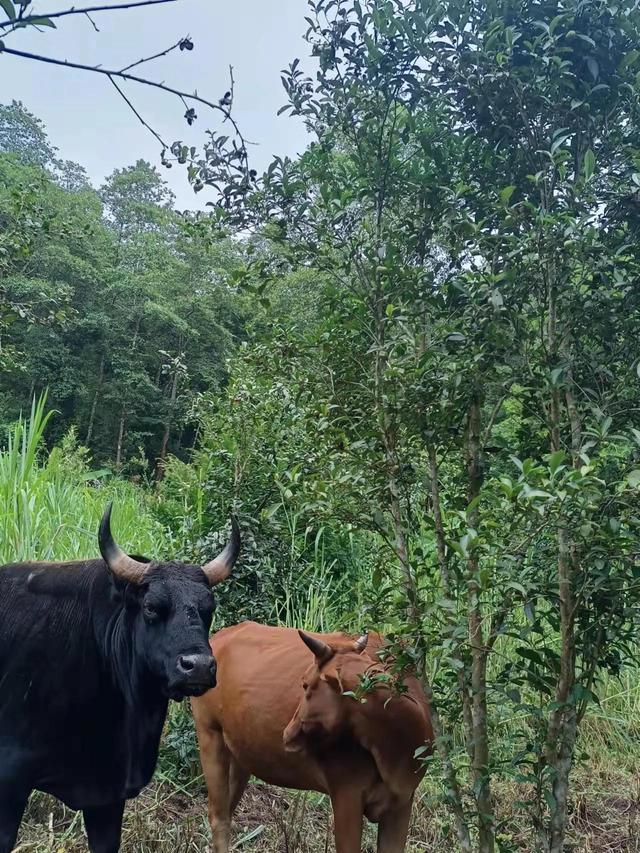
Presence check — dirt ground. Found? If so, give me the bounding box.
[15,767,640,852]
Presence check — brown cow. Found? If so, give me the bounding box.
[191,621,433,853]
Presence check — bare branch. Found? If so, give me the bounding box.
[0,46,249,173]
[119,37,185,73]
[84,12,100,32]
[108,75,167,151]
[0,0,178,31]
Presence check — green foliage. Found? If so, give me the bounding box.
[183,0,640,849]
[0,100,57,169]
[0,394,165,565]
[2,5,640,851]
[0,106,249,472]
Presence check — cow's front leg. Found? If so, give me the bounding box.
[330,785,364,853]
[83,800,125,853]
[0,784,28,853]
[376,797,414,852]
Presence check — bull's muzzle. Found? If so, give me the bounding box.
[173,653,217,697]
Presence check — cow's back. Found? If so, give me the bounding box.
[194,622,372,791]
[198,622,327,789]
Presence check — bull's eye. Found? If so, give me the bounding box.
[143,601,160,622]
[302,681,309,691]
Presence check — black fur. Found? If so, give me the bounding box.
[0,556,217,852]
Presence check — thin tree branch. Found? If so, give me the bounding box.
[84,11,99,31]
[0,0,178,30]
[108,75,167,151]
[119,36,184,73]
[0,46,249,169]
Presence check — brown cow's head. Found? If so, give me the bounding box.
[282,630,372,752]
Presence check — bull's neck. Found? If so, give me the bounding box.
[91,575,163,712]
[93,579,169,791]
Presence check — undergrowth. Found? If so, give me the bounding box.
[3,400,640,851]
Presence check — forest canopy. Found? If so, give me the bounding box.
[0,100,250,475]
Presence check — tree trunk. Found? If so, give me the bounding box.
[428,444,475,765]
[543,262,579,853]
[155,365,180,482]
[85,354,105,446]
[465,391,494,853]
[114,313,142,469]
[115,409,126,470]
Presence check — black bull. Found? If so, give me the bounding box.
[0,505,240,853]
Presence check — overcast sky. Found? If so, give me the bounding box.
[1,0,312,209]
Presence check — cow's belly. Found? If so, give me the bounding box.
[223,728,327,792]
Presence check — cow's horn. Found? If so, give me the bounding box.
[353,632,369,653]
[298,630,333,663]
[202,516,241,586]
[99,503,148,585]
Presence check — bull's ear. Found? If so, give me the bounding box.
[298,631,333,664]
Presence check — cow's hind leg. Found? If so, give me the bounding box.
[0,785,28,853]
[376,797,413,853]
[83,800,125,853]
[198,726,233,853]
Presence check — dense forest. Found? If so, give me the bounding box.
[2,0,640,849]
[0,100,251,474]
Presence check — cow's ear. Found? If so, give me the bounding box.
[283,711,305,753]
[322,671,344,693]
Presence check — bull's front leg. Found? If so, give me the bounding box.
[83,800,125,853]
[330,785,364,853]
[0,785,28,853]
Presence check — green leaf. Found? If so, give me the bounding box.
[263,503,282,520]
[632,173,640,188]
[28,16,56,26]
[587,57,599,81]
[583,148,595,181]
[0,0,16,19]
[499,185,515,205]
[621,49,640,71]
[548,449,566,475]
[627,470,640,488]
[550,133,571,156]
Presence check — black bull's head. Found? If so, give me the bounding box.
[99,503,240,699]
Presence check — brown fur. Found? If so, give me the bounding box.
[191,621,433,853]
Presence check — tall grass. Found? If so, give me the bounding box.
[0,395,165,564]
[267,505,360,632]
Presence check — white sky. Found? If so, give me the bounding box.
[0,0,312,209]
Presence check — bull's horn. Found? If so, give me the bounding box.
[202,516,241,586]
[353,632,369,653]
[99,503,148,585]
[298,630,333,663]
